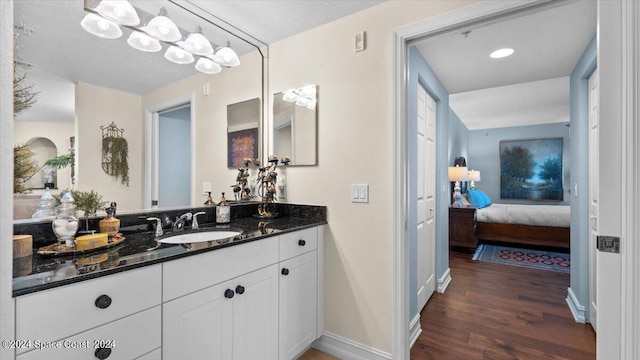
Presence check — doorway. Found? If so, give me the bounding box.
[144,94,195,209]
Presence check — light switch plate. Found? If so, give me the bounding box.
[355,31,366,52]
[202,182,212,194]
[351,184,369,203]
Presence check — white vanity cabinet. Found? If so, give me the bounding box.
[15,264,162,360]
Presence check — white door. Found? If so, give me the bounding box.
[233,264,279,360]
[416,85,436,311]
[279,251,318,360]
[162,280,233,360]
[588,68,599,332]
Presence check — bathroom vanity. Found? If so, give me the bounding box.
[12,204,326,360]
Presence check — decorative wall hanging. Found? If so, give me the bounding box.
[499,138,563,201]
[100,122,130,186]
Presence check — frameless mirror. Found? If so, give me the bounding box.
[227,98,261,168]
[13,0,265,220]
[272,87,317,166]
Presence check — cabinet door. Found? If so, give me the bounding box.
[279,251,318,360]
[163,281,233,360]
[233,264,279,360]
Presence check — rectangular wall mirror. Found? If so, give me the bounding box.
[13,0,266,219]
[272,86,317,166]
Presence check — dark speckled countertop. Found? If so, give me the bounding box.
[12,203,326,297]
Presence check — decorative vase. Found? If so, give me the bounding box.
[51,192,78,249]
[99,206,120,238]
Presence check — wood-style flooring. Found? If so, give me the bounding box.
[411,249,596,360]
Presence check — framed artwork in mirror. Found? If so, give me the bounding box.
[227,128,259,168]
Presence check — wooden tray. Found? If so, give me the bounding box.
[37,234,125,257]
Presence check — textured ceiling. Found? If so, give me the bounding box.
[414,1,596,130]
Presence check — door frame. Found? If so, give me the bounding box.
[144,93,196,209]
[392,1,639,359]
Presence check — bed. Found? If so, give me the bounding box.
[475,203,570,249]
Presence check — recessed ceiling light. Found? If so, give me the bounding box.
[490,48,514,59]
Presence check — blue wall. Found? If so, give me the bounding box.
[468,122,571,205]
[408,47,451,319]
[159,107,191,208]
[449,109,469,164]
[569,35,596,322]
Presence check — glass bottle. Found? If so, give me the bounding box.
[52,192,79,249]
[99,206,120,238]
[32,190,57,219]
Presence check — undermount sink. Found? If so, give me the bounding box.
[158,229,242,244]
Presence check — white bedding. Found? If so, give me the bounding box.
[476,203,570,228]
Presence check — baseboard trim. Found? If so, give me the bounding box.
[312,332,391,360]
[437,267,451,293]
[409,314,422,348]
[566,287,586,323]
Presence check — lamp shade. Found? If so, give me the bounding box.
[81,13,122,39]
[448,166,469,182]
[96,0,140,26]
[127,31,161,52]
[164,46,194,64]
[468,170,481,182]
[182,26,214,55]
[210,41,240,67]
[195,57,222,74]
[146,8,181,42]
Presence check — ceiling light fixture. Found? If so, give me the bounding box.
[283,85,317,110]
[489,48,514,59]
[96,0,140,26]
[81,13,122,39]
[82,1,240,75]
[127,31,162,52]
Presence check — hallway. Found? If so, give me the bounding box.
[411,250,596,359]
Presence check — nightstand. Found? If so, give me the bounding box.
[449,206,477,250]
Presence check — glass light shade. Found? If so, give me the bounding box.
[164,46,194,64]
[490,48,514,59]
[306,99,317,110]
[299,85,316,99]
[96,0,140,26]
[81,13,122,39]
[146,8,181,42]
[195,57,222,74]
[183,27,213,55]
[282,90,298,102]
[448,166,469,182]
[127,31,161,52]
[210,41,240,67]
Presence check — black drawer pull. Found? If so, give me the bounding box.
[224,289,235,299]
[94,295,112,309]
[235,285,245,295]
[95,348,112,359]
[281,268,290,276]
[298,239,306,246]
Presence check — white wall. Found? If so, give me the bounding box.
[268,0,476,353]
[75,82,143,212]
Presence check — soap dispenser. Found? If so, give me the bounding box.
[204,191,214,206]
[216,192,230,224]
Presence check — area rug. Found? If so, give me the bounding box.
[472,244,570,273]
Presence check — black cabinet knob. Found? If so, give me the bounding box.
[224,289,235,299]
[94,348,112,360]
[94,295,112,309]
[235,285,245,295]
[281,268,290,276]
[298,239,306,246]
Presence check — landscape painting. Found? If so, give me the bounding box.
[499,138,563,201]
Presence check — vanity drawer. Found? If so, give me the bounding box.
[279,227,318,261]
[163,236,279,301]
[16,264,161,351]
[17,306,161,360]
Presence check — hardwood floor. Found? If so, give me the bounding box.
[411,249,596,360]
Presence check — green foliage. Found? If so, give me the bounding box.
[102,136,129,186]
[538,157,562,184]
[13,144,38,194]
[44,148,74,169]
[13,65,38,116]
[500,146,535,186]
[54,189,107,217]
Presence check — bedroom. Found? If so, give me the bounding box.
[407,0,596,328]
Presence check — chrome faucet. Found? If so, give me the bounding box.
[192,212,206,229]
[147,217,163,237]
[172,212,193,232]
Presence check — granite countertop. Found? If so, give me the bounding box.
[13,205,326,297]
